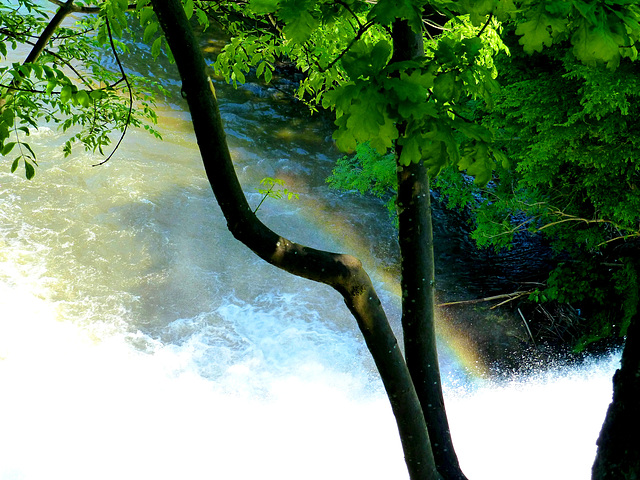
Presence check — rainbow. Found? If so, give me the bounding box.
[268,184,490,380]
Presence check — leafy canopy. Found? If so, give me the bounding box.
[0,0,165,178]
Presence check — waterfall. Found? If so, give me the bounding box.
[0,79,617,479]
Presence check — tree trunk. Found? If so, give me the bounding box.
[392,19,468,480]
[396,159,466,480]
[150,1,440,478]
[592,260,640,479]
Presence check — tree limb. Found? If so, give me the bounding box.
[92,16,132,166]
[150,1,439,478]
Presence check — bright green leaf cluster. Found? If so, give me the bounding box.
[254,177,300,212]
[513,0,640,69]
[0,0,164,177]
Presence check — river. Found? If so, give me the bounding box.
[0,22,620,480]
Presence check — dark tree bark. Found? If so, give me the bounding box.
[150,1,440,478]
[25,0,76,64]
[592,259,640,480]
[392,18,468,480]
[397,160,466,480]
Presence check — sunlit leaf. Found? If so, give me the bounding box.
[60,85,73,103]
[75,90,91,108]
[1,141,16,156]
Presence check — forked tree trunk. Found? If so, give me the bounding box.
[592,260,640,479]
[150,1,440,478]
[392,19,468,480]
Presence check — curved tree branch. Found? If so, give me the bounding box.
[150,0,440,478]
[92,16,133,166]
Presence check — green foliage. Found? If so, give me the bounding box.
[529,257,640,351]
[327,141,482,224]
[0,0,166,178]
[214,33,281,87]
[327,142,397,219]
[253,177,300,212]
[512,0,640,69]
[470,27,640,349]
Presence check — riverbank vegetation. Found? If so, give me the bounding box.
[2,1,640,479]
[326,22,640,358]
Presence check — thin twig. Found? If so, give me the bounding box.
[518,307,536,346]
[476,14,493,38]
[437,290,532,307]
[253,183,275,213]
[321,20,375,73]
[92,16,132,167]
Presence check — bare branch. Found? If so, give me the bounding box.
[476,14,493,38]
[92,16,133,167]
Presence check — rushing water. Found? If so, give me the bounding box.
[0,30,620,479]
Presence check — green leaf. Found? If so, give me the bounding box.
[433,71,459,103]
[11,158,19,173]
[458,141,494,186]
[151,36,163,58]
[1,142,16,156]
[90,90,107,101]
[571,18,624,69]
[46,78,57,95]
[398,134,420,166]
[282,11,319,43]
[264,65,273,84]
[183,0,194,19]
[75,90,91,108]
[143,21,158,43]
[422,140,449,177]
[491,147,510,169]
[340,39,390,81]
[232,65,246,85]
[369,115,398,154]
[139,6,155,26]
[24,161,35,180]
[60,85,73,103]
[2,107,15,126]
[515,7,554,54]
[22,142,36,159]
[110,16,124,39]
[195,8,209,27]
[31,63,43,79]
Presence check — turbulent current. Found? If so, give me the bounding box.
[0,58,619,478]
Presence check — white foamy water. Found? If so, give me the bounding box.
[0,276,618,480]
